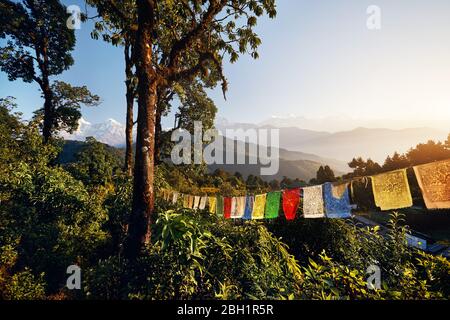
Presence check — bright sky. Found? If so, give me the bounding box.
[1,0,450,132]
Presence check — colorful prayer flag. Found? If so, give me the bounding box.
[323,182,352,218]
[231,196,246,218]
[282,188,300,220]
[252,194,267,219]
[172,192,179,204]
[216,195,224,218]
[193,196,201,210]
[208,196,217,214]
[371,169,413,211]
[188,195,194,209]
[265,191,281,219]
[303,185,325,218]
[413,159,450,209]
[199,196,207,210]
[243,195,254,220]
[183,194,189,208]
[224,197,232,219]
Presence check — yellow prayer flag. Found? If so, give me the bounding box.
[371,169,413,211]
[208,196,217,214]
[252,194,267,219]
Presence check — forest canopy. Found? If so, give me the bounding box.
[0,0,449,301]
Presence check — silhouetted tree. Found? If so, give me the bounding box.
[406,140,450,166]
[280,176,293,189]
[269,179,280,190]
[346,157,382,178]
[382,152,410,172]
[315,165,336,184]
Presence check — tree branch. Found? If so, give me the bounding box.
[165,0,228,71]
[168,50,228,99]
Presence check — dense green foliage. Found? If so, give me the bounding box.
[64,137,123,187]
[1,0,448,302]
[0,0,78,141]
[0,0,75,81]
[0,105,449,300]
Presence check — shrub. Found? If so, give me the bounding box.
[85,207,303,300]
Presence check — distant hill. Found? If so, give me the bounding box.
[63,118,448,164]
[58,140,125,166]
[255,115,450,134]
[208,158,343,182]
[59,136,348,182]
[60,118,447,179]
[291,127,448,162]
[216,118,330,147]
[203,137,347,181]
[216,120,448,162]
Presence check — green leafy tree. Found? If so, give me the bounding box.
[101,0,277,258]
[246,174,269,193]
[155,81,219,165]
[0,97,23,164]
[280,176,293,188]
[65,137,123,187]
[0,0,76,142]
[87,1,221,171]
[233,172,244,182]
[33,81,100,136]
[0,107,109,295]
[177,83,217,133]
[88,0,138,175]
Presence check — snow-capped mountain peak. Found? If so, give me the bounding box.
[78,117,91,126]
[60,118,133,147]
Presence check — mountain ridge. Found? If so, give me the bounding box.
[61,117,448,164]
[215,120,448,162]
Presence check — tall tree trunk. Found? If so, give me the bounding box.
[40,43,53,144]
[154,89,174,164]
[154,105,162,164]
[41,78,53,143]
[125,0,157,260]
[124,42,134,176]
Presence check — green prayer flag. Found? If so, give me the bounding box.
[265,191,281,219]
[216,195,224,218]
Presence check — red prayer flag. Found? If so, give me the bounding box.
[282,188,301,220]
[223,197,232,219]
